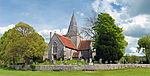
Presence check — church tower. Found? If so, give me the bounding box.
[66,10,81,48]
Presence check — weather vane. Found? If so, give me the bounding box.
[73,8,75,12]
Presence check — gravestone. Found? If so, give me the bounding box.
[85,59,88,65]
[65,58,67,65]
[89,58,93,65]
[105,61,108,64]
[53,60,56,64]
[69,63,72,65]
[99,59,102,64]
[60,58,64,65]
[110,61,112,64]
[81,59,84,62]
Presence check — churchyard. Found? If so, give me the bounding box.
[0,2,149,76]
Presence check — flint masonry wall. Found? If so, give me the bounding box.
[10,64,150,71]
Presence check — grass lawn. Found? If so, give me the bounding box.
[0,67,150,76]
[37,60,87,65]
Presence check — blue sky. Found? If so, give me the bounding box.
[0,0,92,30]
[0,0,150,56]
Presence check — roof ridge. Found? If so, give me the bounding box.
[56,33,71,40]
[56,33,76,50]
[81,40,92,41]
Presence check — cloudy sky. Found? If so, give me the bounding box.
[0,0,149,56]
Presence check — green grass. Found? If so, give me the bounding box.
[1,67,150,76]
[37,60,87,65]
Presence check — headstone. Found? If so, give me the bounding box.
[110,61,112,64]
[53,60,56,64]
[90,58,92,63]
[99,59,102,64]
[89,58,93,65]
[141,61,143,64]
[81,59,84,62]
[60,58,64,65]
[69,63,72,65]
[81,59,84,65]
[85,59,88,65]
[74,63,77,65]
[65,58,67,65]
[105,61,108,64]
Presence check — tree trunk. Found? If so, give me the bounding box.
[112,60,115,64]
[25,57,29,65]
[108,60,110,64]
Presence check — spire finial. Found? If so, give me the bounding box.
[73,8,75,14]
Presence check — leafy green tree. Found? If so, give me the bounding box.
[125,54,132,63]
[125,54,139,64]
[138,34,150,63]
[0,22,46,65]
[93,13,127,63]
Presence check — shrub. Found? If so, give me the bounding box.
[120,57,125,64]
[30,63,36,71]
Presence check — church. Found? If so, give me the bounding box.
[48,10,92,62]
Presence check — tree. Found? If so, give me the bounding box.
[125,54,139,64]
[81,10,97,39]
[93,13,127,63]
[125,54,132,64]
[0,29,14,65]
[138,34,150,63]
[0,22,46,65]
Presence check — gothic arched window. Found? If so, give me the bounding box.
[53,42,57,54]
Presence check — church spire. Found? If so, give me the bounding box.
[66,9,81,48]
[66,9,78,37]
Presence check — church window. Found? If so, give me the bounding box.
[53,42,57,54]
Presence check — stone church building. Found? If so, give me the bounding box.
[48,11,92,62]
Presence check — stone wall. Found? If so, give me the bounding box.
[48,33,64,61]
[10,64,150,71]
[10,65,32,70]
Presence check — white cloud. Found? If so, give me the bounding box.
[0,24,15,35]
[76,11,84,17]
[117,0,150,17]
[120,14,150,37]
[92,0,100,12]
[125,52,145,56]
[129,47,137,53]
[80,13,84,17]
[38,28,68,42]
[91,0,150,56]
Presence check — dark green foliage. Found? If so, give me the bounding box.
[138,35,150,63]
[93,13,127,63]
[30,63,36,71]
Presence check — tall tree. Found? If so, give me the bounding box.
[138,34,150,63]
[93,13,127,63]
[0,22,46,65]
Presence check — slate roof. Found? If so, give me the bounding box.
[56,33,76,49]
[78,40,92,51]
